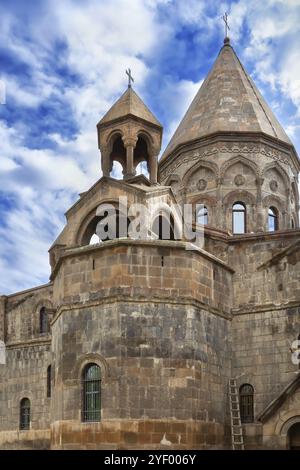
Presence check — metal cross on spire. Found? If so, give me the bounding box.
[222,12,230,39]
[126,68,134,88]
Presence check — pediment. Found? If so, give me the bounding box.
[258,238,300,270]
[258,373,300,423]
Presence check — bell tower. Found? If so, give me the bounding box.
[97,79,162,184]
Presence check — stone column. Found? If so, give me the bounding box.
[149,154,158,184]
[256,177,264,232]
[123,138,137,179]
[100,146,111,177]
[216,177,224,230]
[286,188,291,229]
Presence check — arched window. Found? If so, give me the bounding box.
[268,207,278,231]
[20,398,30,430]
[39,307,49,334]
[291,218,295,229]
[239,384,254,423]
[197,206,208,225]
[232,202,246,234]
[288,422,300,450]
[47,365,51,398]
[82,363,101,422]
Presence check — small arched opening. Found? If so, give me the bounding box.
[109,134,126,178]
[134,135,150,178]
[81,209,131,246]
[288,422,300,450]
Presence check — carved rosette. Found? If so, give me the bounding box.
[234,174,245,186]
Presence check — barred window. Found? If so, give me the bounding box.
[20,398,30,430]
[47,365,51,398]
[40,307,49,334]
[82,363,101,422]
[239,384,254,423]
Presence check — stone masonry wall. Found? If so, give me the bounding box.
[50,300,231,449]
[0,284,53,449]
[52,240,233,316]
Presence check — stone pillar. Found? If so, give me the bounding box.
[123,138,137,179]
[216,177,224,230]
[149,154,158,184]
[256,177,264,232]
[101,146,111,177]
[286,188,291,229]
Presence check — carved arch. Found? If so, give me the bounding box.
[262,194,286,211]
[32,299,54,336]
[263,162,290,191]
[189,194,218,207]
[105,129,125,150]
[191,195,218,226]
[220,155,260,180]
[165,174,181,186]
[182,160,219,186]
[76,199,129,246]
[263,162,291,195]
[73,353,111,382]
[137,129,155,148]
[223,190,256,207]
[34,299,53,313]
[280,415,300,437]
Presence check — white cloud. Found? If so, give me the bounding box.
[1,0,300,294]
[160,78,204,150]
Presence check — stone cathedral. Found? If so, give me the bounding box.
[0,37,300,450]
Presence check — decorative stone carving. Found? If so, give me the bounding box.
[160,142,293,181]
[270,180,278,192]
[234,174,245,186]
[197,179,207,191]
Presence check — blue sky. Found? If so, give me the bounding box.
[1,0,300,294]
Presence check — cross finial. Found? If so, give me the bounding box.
[222,12,230,42]
[126,68,134,88]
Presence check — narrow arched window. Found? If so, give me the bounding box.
[47,365,51,398]
[232,202,246,234]
[291,218,295,229]
[20,398,30,430]
[239,384,254,423]
[197,206,208,225]
[82,363,101,422]
[152,215,175,240]
[39,307,49,334]
[268,207,278,231]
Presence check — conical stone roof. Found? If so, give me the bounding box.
[98,86,162,128]
[162,40,292,161]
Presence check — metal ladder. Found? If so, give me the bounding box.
[229,378,244,450]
